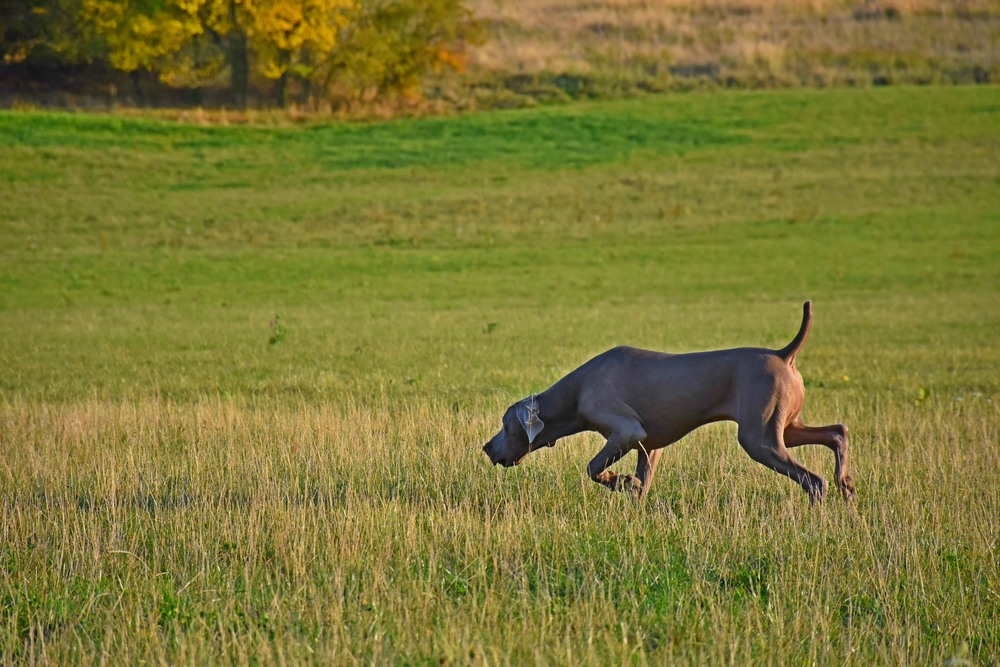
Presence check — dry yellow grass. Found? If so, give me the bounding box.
[2,396,998,663]
[464,0,1000,97]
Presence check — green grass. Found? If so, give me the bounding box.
[1,85,999,663]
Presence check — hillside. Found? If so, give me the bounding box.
[461,0,1000,107]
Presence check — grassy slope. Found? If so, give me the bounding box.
[463,0,1000,104]
[0,86,998,663]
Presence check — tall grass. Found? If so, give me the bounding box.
[2,398,997,663]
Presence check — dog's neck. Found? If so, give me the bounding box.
[532,382,586,446]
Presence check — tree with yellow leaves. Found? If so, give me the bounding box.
[317,0,483,109]
[79,0,213,85]
[4,0,481,109]
[78,0,355,107]
[245,0,353,105]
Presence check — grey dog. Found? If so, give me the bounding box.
[483,302,855,503]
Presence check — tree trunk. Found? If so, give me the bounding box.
[277,70,288,108]
[228,2,249,109]
[130,70,146,107]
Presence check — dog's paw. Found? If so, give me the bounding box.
[616,475,644,494]
[840,475,856,502]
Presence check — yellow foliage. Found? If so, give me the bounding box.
[241,0,355,78]
[3,46,31,65]
[81,0,203,72]
[81,0,356,81]
[73,0,478,106]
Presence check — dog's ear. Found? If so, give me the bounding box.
[515,396,544,444]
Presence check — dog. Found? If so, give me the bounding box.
[483,302,854,503]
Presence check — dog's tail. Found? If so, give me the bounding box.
[777,301,812,365]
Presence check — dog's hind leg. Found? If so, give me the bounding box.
[784,423,855,501]
[738,420,827,504]
[635,447,663,500]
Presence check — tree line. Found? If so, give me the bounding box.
[1,0,482,108]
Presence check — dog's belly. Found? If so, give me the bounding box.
[640,412,730,449]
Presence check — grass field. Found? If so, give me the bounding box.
[1,85,999,663]
[463,0,1000,107]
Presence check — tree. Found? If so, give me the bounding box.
[318,0,483,108]
[76,0,230,99]
[76,0,354,106]
[78,0,212,82]
[2,0,103,66]
[242,0,353,106]
[3,0,482,109]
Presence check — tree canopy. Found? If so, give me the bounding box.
[1,0,482,108]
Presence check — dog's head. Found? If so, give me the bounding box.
[483,395,551,467]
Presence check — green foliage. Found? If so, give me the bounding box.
[319,0,484,106]
[0,0,104,64]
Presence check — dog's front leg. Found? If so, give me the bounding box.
[587,421,648,493]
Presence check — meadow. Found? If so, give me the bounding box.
[464,0,1000,107]
[1,85,999,663]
